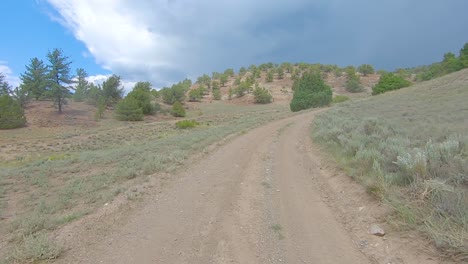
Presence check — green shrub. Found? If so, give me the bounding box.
[115,97,144,121]
[358,64,375,76]
[188,88,203,102]
[332,95,349,104]
[345,78,364,93]
[12,233,62,262]
[0,95,27,129]
[171,101,186,117]
[290,72,332,112]
[175,120,199,129]
[253,86,272,104]
[213,89,221,100]
[372,73,411,95]
[126,88,153,114]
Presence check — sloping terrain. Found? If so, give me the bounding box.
[50,109,444,264]
[313,69,468,259]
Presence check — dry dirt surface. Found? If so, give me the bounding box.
[54,110,445,264]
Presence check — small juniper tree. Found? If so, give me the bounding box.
[357,64,375,76]
[253,85,272,104]
[172,101,185,117]
[0,95,26,129]
[115,97,143,121]
[290,72,332,112]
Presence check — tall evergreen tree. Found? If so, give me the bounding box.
[46,49,73,113]
[20,58,48,100]
[0,73,11,96]
[73,68,88,102]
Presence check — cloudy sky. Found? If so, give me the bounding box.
[1,0,467,90]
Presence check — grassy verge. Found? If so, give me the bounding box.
[312,70,468,260]
[0,102,290,262]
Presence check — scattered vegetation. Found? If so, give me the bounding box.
[290,72,332,112]
[405,42,468,81]
[0,102,291,260]
[313,70,468,257]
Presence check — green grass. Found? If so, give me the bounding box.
[175,119,200,129]
[313,69,468,259]
[0,101,291,261]
[332,95,349,104]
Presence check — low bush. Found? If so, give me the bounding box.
[372,73,411,95]
[171,101,186,117]
[345,78,364,93]
[0,95,27,129]
[253,86,272,104]
[175,120,200,129]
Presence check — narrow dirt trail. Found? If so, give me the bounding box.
[55,110,438,264]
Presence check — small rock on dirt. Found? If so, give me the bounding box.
[370,224,385,236]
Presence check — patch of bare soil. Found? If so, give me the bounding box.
[51,109,445,264]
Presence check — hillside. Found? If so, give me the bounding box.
[313,68,468,258]
[188,70,381,105]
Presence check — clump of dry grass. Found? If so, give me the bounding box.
[313,69,468,258]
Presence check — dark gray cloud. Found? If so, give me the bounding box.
[47,0,468,87]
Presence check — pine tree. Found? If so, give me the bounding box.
[46,49,73,113]
[102,74,124,105]
[20,58,48,100]
[74,68,88,102]
[0,73,11,96]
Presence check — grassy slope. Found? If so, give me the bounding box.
[313,69,468,259]
[0,102,291,262]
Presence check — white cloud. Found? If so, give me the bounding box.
[0,62,21,88]
[44,0,468,86]
[44,0,321,87]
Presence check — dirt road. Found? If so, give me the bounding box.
[56,110,439,264]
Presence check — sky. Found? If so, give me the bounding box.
[1,0,467,91]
